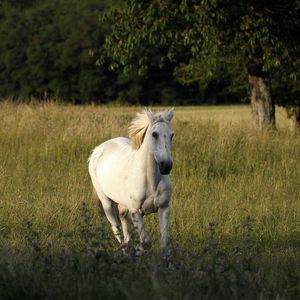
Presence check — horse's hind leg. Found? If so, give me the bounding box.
[92,188,105,216]
[95,190,123,244]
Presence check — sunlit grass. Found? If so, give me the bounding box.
[0,101,299,299]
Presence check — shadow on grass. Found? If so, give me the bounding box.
[0,205,299,300]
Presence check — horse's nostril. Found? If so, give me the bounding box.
[158,160,172,175]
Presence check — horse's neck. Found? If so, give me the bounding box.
[146,150,159,193]
[136,139,159,193]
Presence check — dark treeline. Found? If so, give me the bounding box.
[0,0,299,121]
[0,0,245,105]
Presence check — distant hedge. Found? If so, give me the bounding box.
[0,0,245,104]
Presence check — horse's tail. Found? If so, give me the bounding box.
[92,187,105,216]
[88,146,105,215]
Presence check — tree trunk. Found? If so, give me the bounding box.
[246,43,276,130]
[293,104,300,134]
[248,74,275,130]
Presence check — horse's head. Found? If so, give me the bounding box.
[145,108,174,175]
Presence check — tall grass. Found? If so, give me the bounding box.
[0,102,299,299]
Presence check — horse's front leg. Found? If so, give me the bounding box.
[158,204,171,248]
[155,179,172,248]
[118,204,130,254]
[131,210,151,250]
[141,194,157,215]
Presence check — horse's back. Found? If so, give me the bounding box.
[89,137,131,161]
[88,137,134,202]
[101,137,131,153]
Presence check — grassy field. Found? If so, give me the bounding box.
[0,102,299,299]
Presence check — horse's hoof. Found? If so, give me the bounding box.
[141,235,152,250]
[134,244,145,256]
[142,240,152,250]
[121,243,129,256]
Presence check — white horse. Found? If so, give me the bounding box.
[88,107,174,250]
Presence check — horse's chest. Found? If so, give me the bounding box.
[127,181,155,209]
[124,169,160,211]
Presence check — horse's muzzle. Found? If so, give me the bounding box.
[159,160,173,175]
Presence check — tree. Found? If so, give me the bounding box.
[270,2,300,133]
[102,0,299,129]
[236,1,300,130]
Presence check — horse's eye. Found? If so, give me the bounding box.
[152,132,158,138]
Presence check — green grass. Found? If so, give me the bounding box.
[0,102,299,299]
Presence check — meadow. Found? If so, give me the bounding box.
[0,102,299,299]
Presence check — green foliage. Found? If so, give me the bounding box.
[0,1,299,105]
[0,0,203,104]
[1,212,276,300]
[0,0,113,102]
[102,0,300,107]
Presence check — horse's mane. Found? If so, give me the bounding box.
[128,111,150,150]
[128,110,166,150]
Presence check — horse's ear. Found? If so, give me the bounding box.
[144,107,154,123]
[165,107,174,122]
